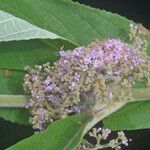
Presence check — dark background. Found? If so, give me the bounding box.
[73,0,150,28]
[0,0,150,150]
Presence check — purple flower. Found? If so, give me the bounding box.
[27,99,34,107]
[24,38,146,131]
[59,50,66,57]
[36,95,45,101]
[32,75,38,82]
[44,76,52,86]
[44,83,56,92]
[74,72,80,81]
[93,59,103,68]
[107,92,113,100]
[69,81,77,91]
[37,108,46,123]
[83,56,92,65]
[47,95,60,104]
[71,106,81,113]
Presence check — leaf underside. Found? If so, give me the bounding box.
[0,10,62,42]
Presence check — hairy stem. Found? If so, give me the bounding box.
[0,95,28,107]
[0,88,149,108]
[88,144,111,150]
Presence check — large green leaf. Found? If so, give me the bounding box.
[0,0,131,47]
[7,114,90,150]
[103,101,150,130]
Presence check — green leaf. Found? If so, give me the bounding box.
[103,101,150,130]
[0,0,132,70]
[0,0,131,47]
[0,69,24,94]
[0,108,29,125]
[0,10,63,42]
[0,39,75,70]
[7,114,90,150]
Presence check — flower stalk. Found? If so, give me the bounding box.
[0,95,28,107]
[0,88,149,108]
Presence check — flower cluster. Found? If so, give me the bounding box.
[129,23,148,51]
[23,24,150,130]
[77,127,129,150]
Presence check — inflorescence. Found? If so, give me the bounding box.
[23,23,150,131]
[77,127,130,150]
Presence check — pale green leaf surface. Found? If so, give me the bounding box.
[7,115,90,150]
[0,10,64,42]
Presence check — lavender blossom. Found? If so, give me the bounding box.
[24,33,149,130]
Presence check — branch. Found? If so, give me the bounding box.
[0,88,149,108]
[0,95,28,107]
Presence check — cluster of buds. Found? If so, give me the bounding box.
[77,128,129,150]
[23,23,150,130]
[129,23,149,51]
[129,23,150,84]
